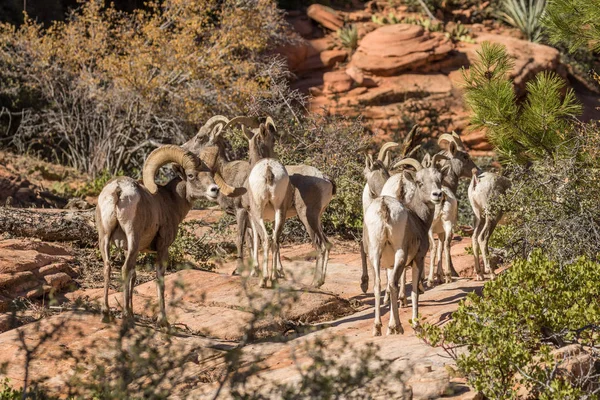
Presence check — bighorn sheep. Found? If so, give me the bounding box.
[96,145,244,325]
[468,169,510,280]
[427,132,480,286]
[227,116,294,288]
[184,116,335,287]
[360,126,422,294]
[363,156,445,335]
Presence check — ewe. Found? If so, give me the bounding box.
[186,116,335,287]
[96,145,243,325]
[468,169,510,280]
[364,156,445,336]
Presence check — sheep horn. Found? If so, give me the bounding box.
[431,153,449,168]
[392,158,423,171]
[422,153,432,168]
[223,116,261,132]
[377,142,400,162]
[198,115,230,138]
[437,133,456,147]
[214,172,247,198]
[264,116,277,134]
[199,145,220,172]
[143,145,199,194]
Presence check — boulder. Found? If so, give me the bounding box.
[306,4,343,31]
[323,71,354,94]
[0,240,78,311]
[351,24,454,76]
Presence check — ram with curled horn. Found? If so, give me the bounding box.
[95,144,245,326]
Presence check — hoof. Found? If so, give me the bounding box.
[373,325,382,336]
[387,324,404,335]
[312,280,324,288]
[157,318,170,328]
[360,277,369,294]
[426,279,435,288]
[418,281,425,294]
[400,297,408,307]
[231,269,239,276]
[250,268,259,277]
[101,310,111,323]
[383,293,390,306]
[444,275,452,284]
[259,278,267,288]
[475,274,484,281]
[276,270,286,279]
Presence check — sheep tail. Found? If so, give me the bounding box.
[266,165,274,185]
[325,174,337,196]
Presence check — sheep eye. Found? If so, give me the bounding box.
[187,173,195,180]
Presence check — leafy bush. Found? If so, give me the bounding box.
[419,251,600,399]
[0,0,293,177]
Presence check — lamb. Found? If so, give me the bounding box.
[426,132,481,286]
[96,145,244,325]
[363,156,445,335]
[468,169,511,280]
[185,116,336,287]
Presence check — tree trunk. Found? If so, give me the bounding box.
[0,207,97,247]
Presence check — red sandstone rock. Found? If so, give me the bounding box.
[351,24,454,76]
[306,4,343,31]
[323,71,354,94]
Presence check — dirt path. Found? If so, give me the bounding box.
[0,228,482,399]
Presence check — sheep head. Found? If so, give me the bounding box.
[438,132,480,179]
[224,116,278,162]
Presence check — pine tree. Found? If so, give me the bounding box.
[461,42,582,164]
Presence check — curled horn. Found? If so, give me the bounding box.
[143,145,199,194]
[198,115,230,139]
[214,172,247,197]
[422,153,432,168]
[199,145,220,172]
[437,133,456,147]
[392,158,423,171]
[377,142,400,162]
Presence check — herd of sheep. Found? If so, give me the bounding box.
[95,115,510,335]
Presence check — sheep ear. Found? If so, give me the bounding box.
[448,141,457,156]
[365,154,374,170]
[403,170,415,183]
[172,165,185,180]
[241,126,254,140]
[422,153,432,168]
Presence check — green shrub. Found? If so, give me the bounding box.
[337,25,358,51]
[419,251,600,399]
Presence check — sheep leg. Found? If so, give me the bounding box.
[411,259,424,329]
[155,250,169,327]
[257,217,271,289]
[249,218,261,279]
[128,270,137,314]
[307,212,330,288]
[371,248,383,337]
[100,237,112,322]
[360,226,369,293]
[479,216,495,278]
[442,221,453,283]
[387,251,405,335]
[398,268,407,307]
[472,214,484,281]
[271,208,285,285]
[233,208,249,275]
[121,241,139,322]
[427,230,438,287]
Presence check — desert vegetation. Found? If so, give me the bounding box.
[0,0,599,399]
